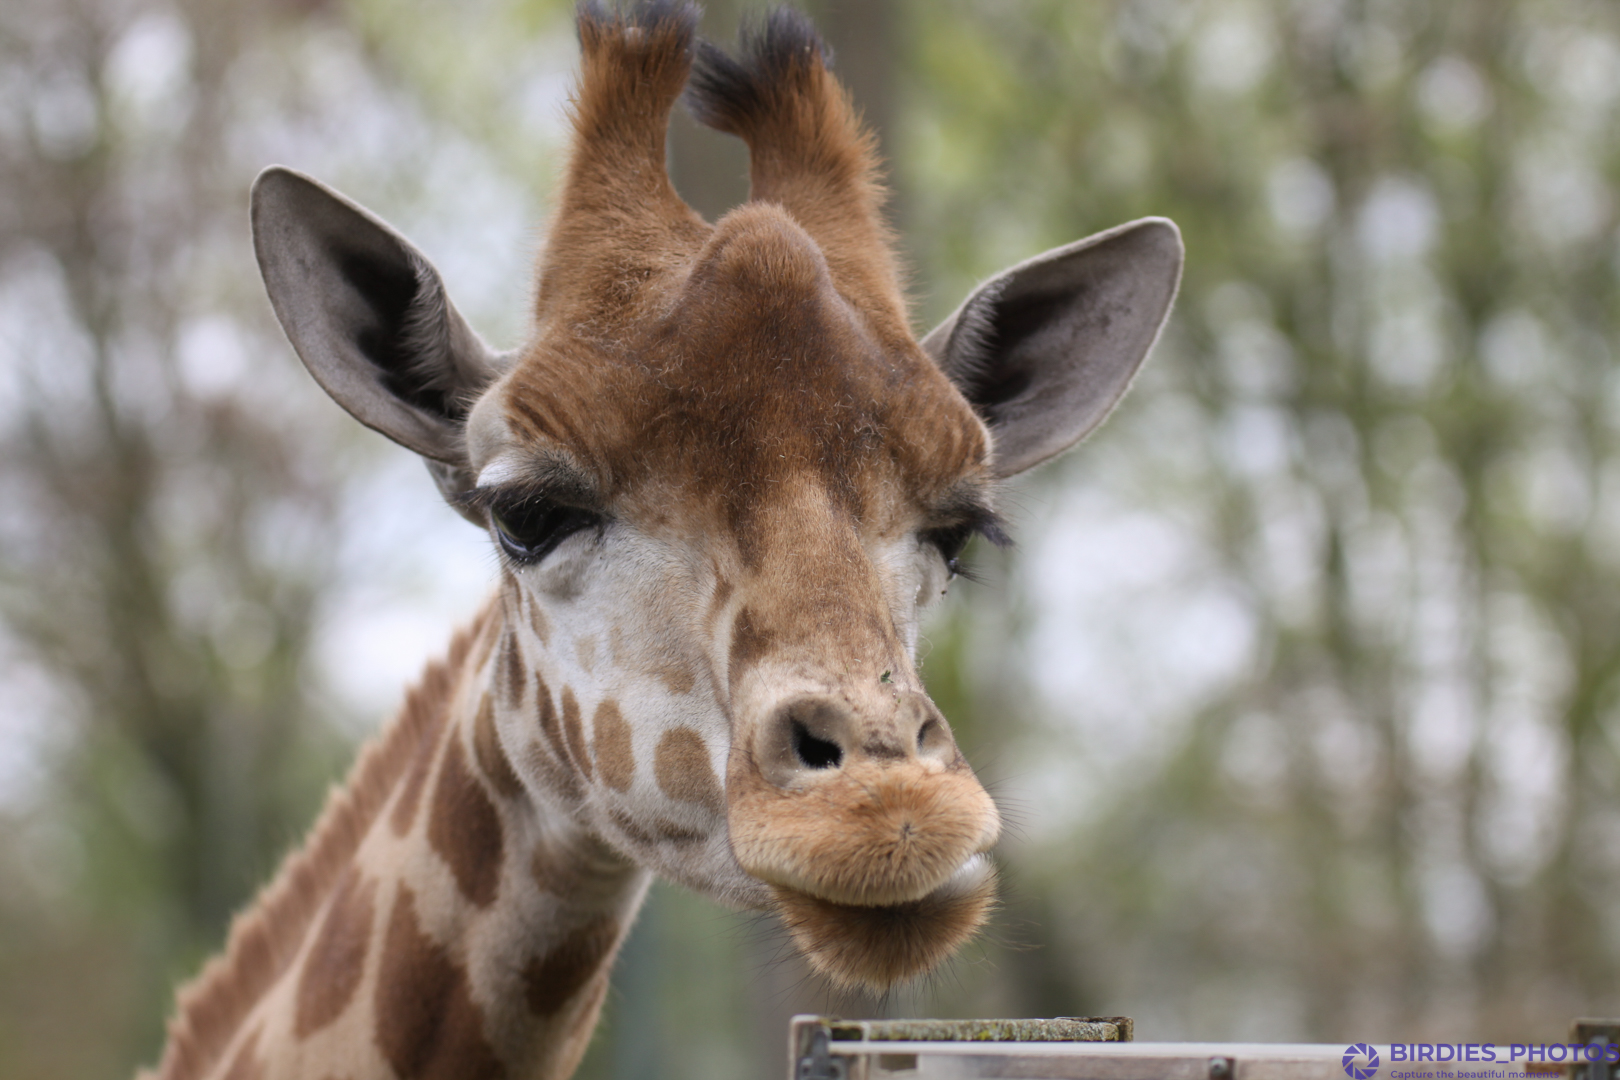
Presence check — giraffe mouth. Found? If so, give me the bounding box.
[767,854,997,991]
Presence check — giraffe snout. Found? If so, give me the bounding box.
[726,688,1001,909]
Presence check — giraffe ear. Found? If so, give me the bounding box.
[251,166,508,507]
[921,217,1183,479]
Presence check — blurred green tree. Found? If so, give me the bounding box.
[904,0,1620,1042]
[0,0,354,1073]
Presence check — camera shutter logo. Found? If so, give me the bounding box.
[1343,1044,1380,1079]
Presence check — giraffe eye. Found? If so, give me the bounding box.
[921,524,974,579]
[489,499,601,565]
[920,508,1010,581]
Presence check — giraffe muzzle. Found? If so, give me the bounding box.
[723,689,1002,989]
[726,690,1002,908]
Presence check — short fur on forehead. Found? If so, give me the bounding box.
[502,200,988,521]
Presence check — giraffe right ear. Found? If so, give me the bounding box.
[921,217,1183,479]
[251,166,508,512]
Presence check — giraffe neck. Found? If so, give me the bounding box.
[149,598,651,1080]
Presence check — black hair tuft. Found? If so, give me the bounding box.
[685,7,832,134]
[576,0,702,43]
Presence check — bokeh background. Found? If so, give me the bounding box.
[3,0,1619,1076]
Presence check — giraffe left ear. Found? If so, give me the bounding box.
[251,166,509,517]
[921,217,1183,478]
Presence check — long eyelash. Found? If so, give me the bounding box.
[460,480,591,519]
[458,457,598,517]
[950,558,989,585]
[974,512,1013,550]
[454,486,495,514]
[937,510,1014,585]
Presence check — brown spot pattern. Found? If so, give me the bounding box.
[294,867,377,1037]
[535,674,565,761]
[525,741,584,807]
[650,656,696,695]
[654,818,707,842]
[729,605,775,674]
[523,916,621,1016]
[148,605,497,1080]
[561,687,593,781]
[389,731,436,838]
[528,597,550,645]
[534,672,583,803]
[654,728,723,813]
[500,631,526,709]
[529,832,636,906]
[592,699,635,792]
[608,806,660,847]
[374,886,504,1080]
[605,807,703,846]
[472,693,525,799]
[427,736,503,908]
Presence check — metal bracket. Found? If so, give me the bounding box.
[797,1027,849,1080]
[1571,1020,1620,1080]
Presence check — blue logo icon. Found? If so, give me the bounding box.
[1344,1045,1380,1080]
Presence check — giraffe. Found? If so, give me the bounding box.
[145,3,1182,1078]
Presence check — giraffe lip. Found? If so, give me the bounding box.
[766,852,994,909]
[767,854,999,990]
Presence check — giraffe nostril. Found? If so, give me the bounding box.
[791,720,843,770]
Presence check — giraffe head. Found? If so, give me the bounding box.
[251,1,1180,991]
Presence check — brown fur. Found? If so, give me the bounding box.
[388,724,439,839]
[149,604,497,1080]
[773,865,998,990]
[653,727,723,812]
[591,699,635,792]
[528,830,637,907]
[650,658,696,695]
[473,692,527,799]
[534,1,708,329]
[727,756,996,907]
[373,886,505,1080]
[294,868,377,1037]
[500,630,527,708]
[531,671,585,804]
[524,733,585,809]
[606,806,662,848]
[526,595,551,646]
[687,7,910,349]
[523,916,622,1016]
[560,687,593,780]
[504,4,987,536]
[427,734,504,908]
[546,974,612,1080]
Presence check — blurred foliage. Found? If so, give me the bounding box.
[902,0,1620,1043]
[0,0,354,1074]
[1,0,1618,1078]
